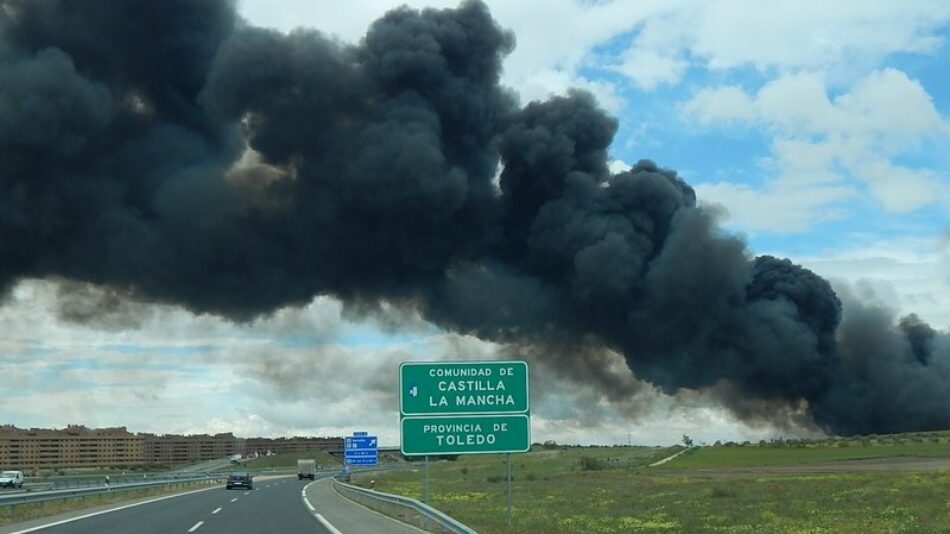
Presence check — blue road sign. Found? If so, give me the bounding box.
[346,436,377,449]
[345,434,378,466]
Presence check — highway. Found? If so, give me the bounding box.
[1,476,423,534]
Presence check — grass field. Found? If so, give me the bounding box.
[665,440,950,469]
[359,439,950,533]
[222,449,342,471]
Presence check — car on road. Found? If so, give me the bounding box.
[0,471,24,489]
[225,472,253,490]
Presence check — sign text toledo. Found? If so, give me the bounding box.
[400,361,530,455]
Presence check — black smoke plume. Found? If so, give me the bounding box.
[1,0,946,435]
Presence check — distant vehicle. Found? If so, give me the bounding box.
[336,466,350,483]
[0,471,24,489]
[225,472,253,490]
[297,459,316,480]
[228,454,242,464]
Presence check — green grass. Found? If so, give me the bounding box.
[665,440,950,469]
[359,443,950,533]
[218,449,341,471]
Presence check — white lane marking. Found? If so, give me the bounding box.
[7,486,219,534]
[302,479,342,534]
[302,492,316,513]
[188,521,204,532]
[243,491,250,495]
[315,514,342,534]
[230,497,238,503]
[212,507,222,514]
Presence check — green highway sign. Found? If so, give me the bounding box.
[400,361,529,416]
[400,414,530,455]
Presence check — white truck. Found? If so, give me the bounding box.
[297,459,316,480]
[0,471,24,489]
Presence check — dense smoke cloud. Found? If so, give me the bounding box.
[1,0,946,435]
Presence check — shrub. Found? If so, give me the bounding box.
[710,487,737,498]
[579,456,604,471]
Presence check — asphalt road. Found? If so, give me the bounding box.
[304,478,423,534]
[4,477,330,534]
[3,476,426,534]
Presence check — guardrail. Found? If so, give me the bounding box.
[0,475,224,509]
[333,479,476,534]
[15,471,223,491]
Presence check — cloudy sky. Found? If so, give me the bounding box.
[1,0,948,447]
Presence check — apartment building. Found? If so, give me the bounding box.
[141,432,243,465]
[0,425,144,470]
[0,425,342,470]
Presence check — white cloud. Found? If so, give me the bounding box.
[684,69,946,138]
[613,47,687,91]
[616,0,949,87]
[681,69,948,231]
[696,181,855,233]
[783,234,950,328]
[607,158,632,174]
[680,86,756,125]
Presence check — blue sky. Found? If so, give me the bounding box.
[1,1,947,447]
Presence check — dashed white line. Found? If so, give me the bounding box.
[6,486,219,534]
[188,521,204,532]
[243,491,250,495]
[230,497,238,503]
[212,507,222,514]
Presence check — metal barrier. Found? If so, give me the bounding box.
[332,479,476,534]
[0,475,223,509]
[20,471,220,490]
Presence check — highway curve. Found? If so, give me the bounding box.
[0,475,423,534]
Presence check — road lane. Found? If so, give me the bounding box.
[203,478,325,533]
[3,475,431,534]
[4,476,331,534]
[304,478,423,534]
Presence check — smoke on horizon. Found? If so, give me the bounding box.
[1,0,947,435]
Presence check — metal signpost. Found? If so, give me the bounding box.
[399,360,529,524]
[344,431,378,466]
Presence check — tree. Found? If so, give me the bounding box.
[682,435,694,448]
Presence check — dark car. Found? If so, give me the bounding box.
[226,472,253,490]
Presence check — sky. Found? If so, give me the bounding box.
[1,0,948,447]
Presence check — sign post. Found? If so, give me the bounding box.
[506,453,512,525]
[399,360,530,523]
